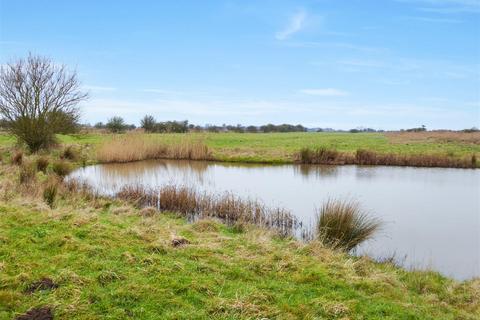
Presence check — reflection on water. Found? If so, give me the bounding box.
[294,164,339,178]
[68,159,480,280]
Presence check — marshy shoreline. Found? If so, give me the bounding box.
[92,132,480,169]
[1,134,479,319]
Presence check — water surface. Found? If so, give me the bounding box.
[68,160,480,280]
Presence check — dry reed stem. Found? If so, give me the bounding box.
[96,134,212,163]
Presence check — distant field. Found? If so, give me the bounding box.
[1,131,479,164]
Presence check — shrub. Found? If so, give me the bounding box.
[140,115,156,133]
[43,181,58,208]
[315,199,381,251]
[61,145,79,161]
[36,157,49,173]
[0,54,86,152]
[52,160,72,177]
[19,162,37,184]
[299,147,340,164]
[12,150,23,165]
[106,116,127,133]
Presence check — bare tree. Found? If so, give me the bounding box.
[0,54,88,151]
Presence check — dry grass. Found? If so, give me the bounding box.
[298,147,477,168]
[387,131,480,145]
[117,184,298,237]
[18,161,37,185]
[315,198,382,251]
[52,160,72,177]
[12,150,23,165]
[96,134,212,163]
[35,157,49,173]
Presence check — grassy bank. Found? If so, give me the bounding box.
[0,147,478,319]
[2,131,480,167]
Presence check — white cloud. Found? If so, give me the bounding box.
[275,9,307,40]
[299,88,349,96]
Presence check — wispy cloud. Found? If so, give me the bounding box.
[83,85,117,92]
[275,9,307,40]
[300,88,349,96]
[397,0,480,13]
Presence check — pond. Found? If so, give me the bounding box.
[68,159,480,280]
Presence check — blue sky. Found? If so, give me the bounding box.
[1,0,479,129]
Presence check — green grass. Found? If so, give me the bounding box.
[2,132,478,164]
[0,201,478,319]
[0,151,478,319]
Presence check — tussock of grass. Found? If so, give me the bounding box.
[52,160,72,177]
[35,157,49,173]
[11,150,23,165]
[315,198,382,251]
[96,134,212,163]
[18,161,36,185]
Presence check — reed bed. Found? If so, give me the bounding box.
[117,184,299,237]
[315,198,382,251]
[298,147,477,168]
[96,134,212,163]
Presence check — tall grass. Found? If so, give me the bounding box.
[96,134,212,163]
[117,184,298,237]
[18,161,37,184]
[36,157,49,173]
[315,198,381,251]
[52,160,72,177]
[12,150,23,165]
[43,180,58,208]
[61,145,79,161]
[298,147,477,168]
[299,147,341,164]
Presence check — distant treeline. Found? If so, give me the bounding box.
[67,116,480,134]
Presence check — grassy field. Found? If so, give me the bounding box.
[2,131,478,164]
[0,139,478,319]
[1,186,478,319]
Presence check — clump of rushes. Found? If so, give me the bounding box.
[12,150,23,165]
[36,157,49,173]
[316,198,381,251]
[299,147,341,164]
[52,160,72,177]
[117,184,299,237]
[19,161,37,184]
[61,145,79,161]
[472,154,477,167]
[43,179,58,208]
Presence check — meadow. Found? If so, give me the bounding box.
[2,130,477,166]
[0,131,479,319]
[0,160,478,319]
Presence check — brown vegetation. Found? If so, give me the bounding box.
[117,184,298,237]
[35,157,49,173]
[52,160,72,177]
[18,162,36,184]
[386,131,480,145]
[96,134,212,163]
[298,147,477,168]
[316,198,382,251]
[12,150,23,165]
